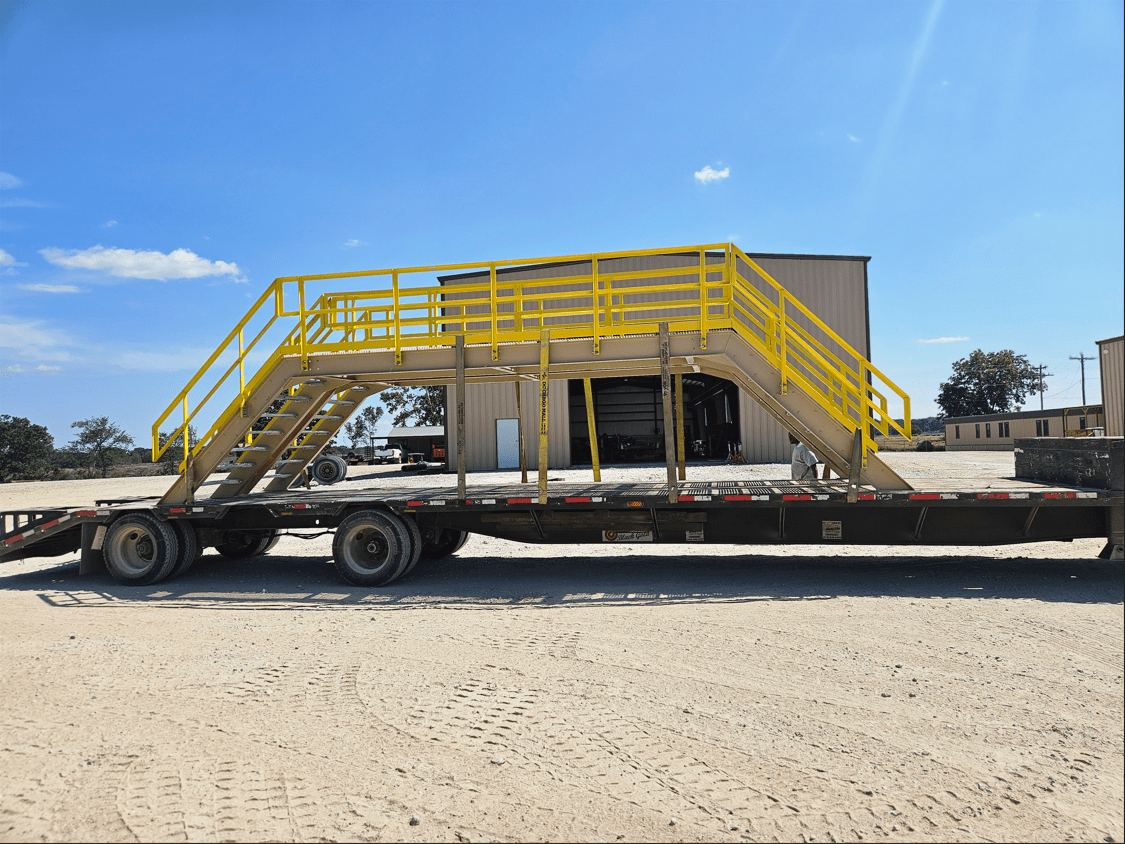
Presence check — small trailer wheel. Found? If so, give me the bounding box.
[419,528,470,562]
[332,510,410,586]
[103,513,179,585]
[214,529,276,559]
[310,455,346,485]
[169,520,200,578]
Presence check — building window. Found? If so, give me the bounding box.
[975,423,980,438]
[1002,422,1010,437]
[955,425,960,439]
[986,423,991,438]
[1043,418,1050,436]
[1036,419,1042,436]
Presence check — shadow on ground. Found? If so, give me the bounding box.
[4,545,1121,610]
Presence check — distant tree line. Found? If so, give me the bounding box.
[0,414,178,482]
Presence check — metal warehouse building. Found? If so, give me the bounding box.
[444,251,873,471]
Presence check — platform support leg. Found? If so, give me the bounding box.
[538,330,550,505]
[659,323,678,504]
[846,428,863,504]
[455,334,466,501]
[515,380,528,485]
[675,372,686,482]
[584,377,601,482]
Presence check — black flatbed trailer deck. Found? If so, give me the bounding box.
[4,479,1122,573]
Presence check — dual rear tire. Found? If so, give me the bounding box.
[332,510,421,586]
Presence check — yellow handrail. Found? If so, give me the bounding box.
[153,242,911,466]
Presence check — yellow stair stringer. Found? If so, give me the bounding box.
[159,357,319,506]
[699,333,910,489]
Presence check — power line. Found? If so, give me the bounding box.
[1069,352,1095,405]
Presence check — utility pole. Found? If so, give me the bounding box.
[1035,364,1053,411]
[1069,352,1095,405]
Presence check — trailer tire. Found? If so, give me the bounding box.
[332,510,410,586]
[419,528,470,562]
[169,521,199,579]
[214,529,276,559]
[311,455,346,485]
[400,515,423,577]
[103,513,179,585]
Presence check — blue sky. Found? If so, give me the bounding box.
[2,0,1122,449]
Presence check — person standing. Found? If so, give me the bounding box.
[788,432,818,482]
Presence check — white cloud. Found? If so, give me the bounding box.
[343,239,365,248]
[918,336,969,344]
[694,165,730,184]
[18,283,81,294]
[101,220,118,228]
[0,172,22,189]
[39,244,244,282]
[847,134,861,142]
[0,247,28,267]
[0,317,75,361]
[0,198,49,208]
[36,364,63,371]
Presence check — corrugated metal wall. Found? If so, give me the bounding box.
[737,255,870,463]
[442,252,871,467]
[446,380,571,471]
[1099,335,1124,437]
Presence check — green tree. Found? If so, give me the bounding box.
[935,350,1041,418]
[0,415,55,482]
[70,416,135,478]
[156,425,199,470]
[344,405,384,451]
[379,386,445,428]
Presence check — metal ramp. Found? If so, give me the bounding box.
[153,242,913,506]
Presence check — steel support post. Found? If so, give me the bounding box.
[659,323,678,503]
[538,330,550,504]
[584,377,601,482]
[674,372,686,481]
[455,334,466,501]
[515,380,528,484]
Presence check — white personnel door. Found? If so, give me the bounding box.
[496,418,520,469]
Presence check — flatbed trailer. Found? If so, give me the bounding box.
[3,478,1121,588]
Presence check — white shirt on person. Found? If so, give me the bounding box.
[791,442,818,481]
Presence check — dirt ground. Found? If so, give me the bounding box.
[1,452,1122,843]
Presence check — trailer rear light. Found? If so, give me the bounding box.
[169,507,187,513]
[628,501,644,507]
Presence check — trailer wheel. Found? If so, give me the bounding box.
[169,521,199,578]
[419,528,470,562]
[332,510,410,586]
[214,529,276,559]
[399,515,423,577]
[103,513,179,585]
[311,455,346,485]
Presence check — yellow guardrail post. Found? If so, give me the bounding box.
[298,279,309,372]
[238,330,246,418]
[699,248,708,349]
[591,257,600,355]
[777,292,788,395]
[392,272,401,365]
[489,264,499,361]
